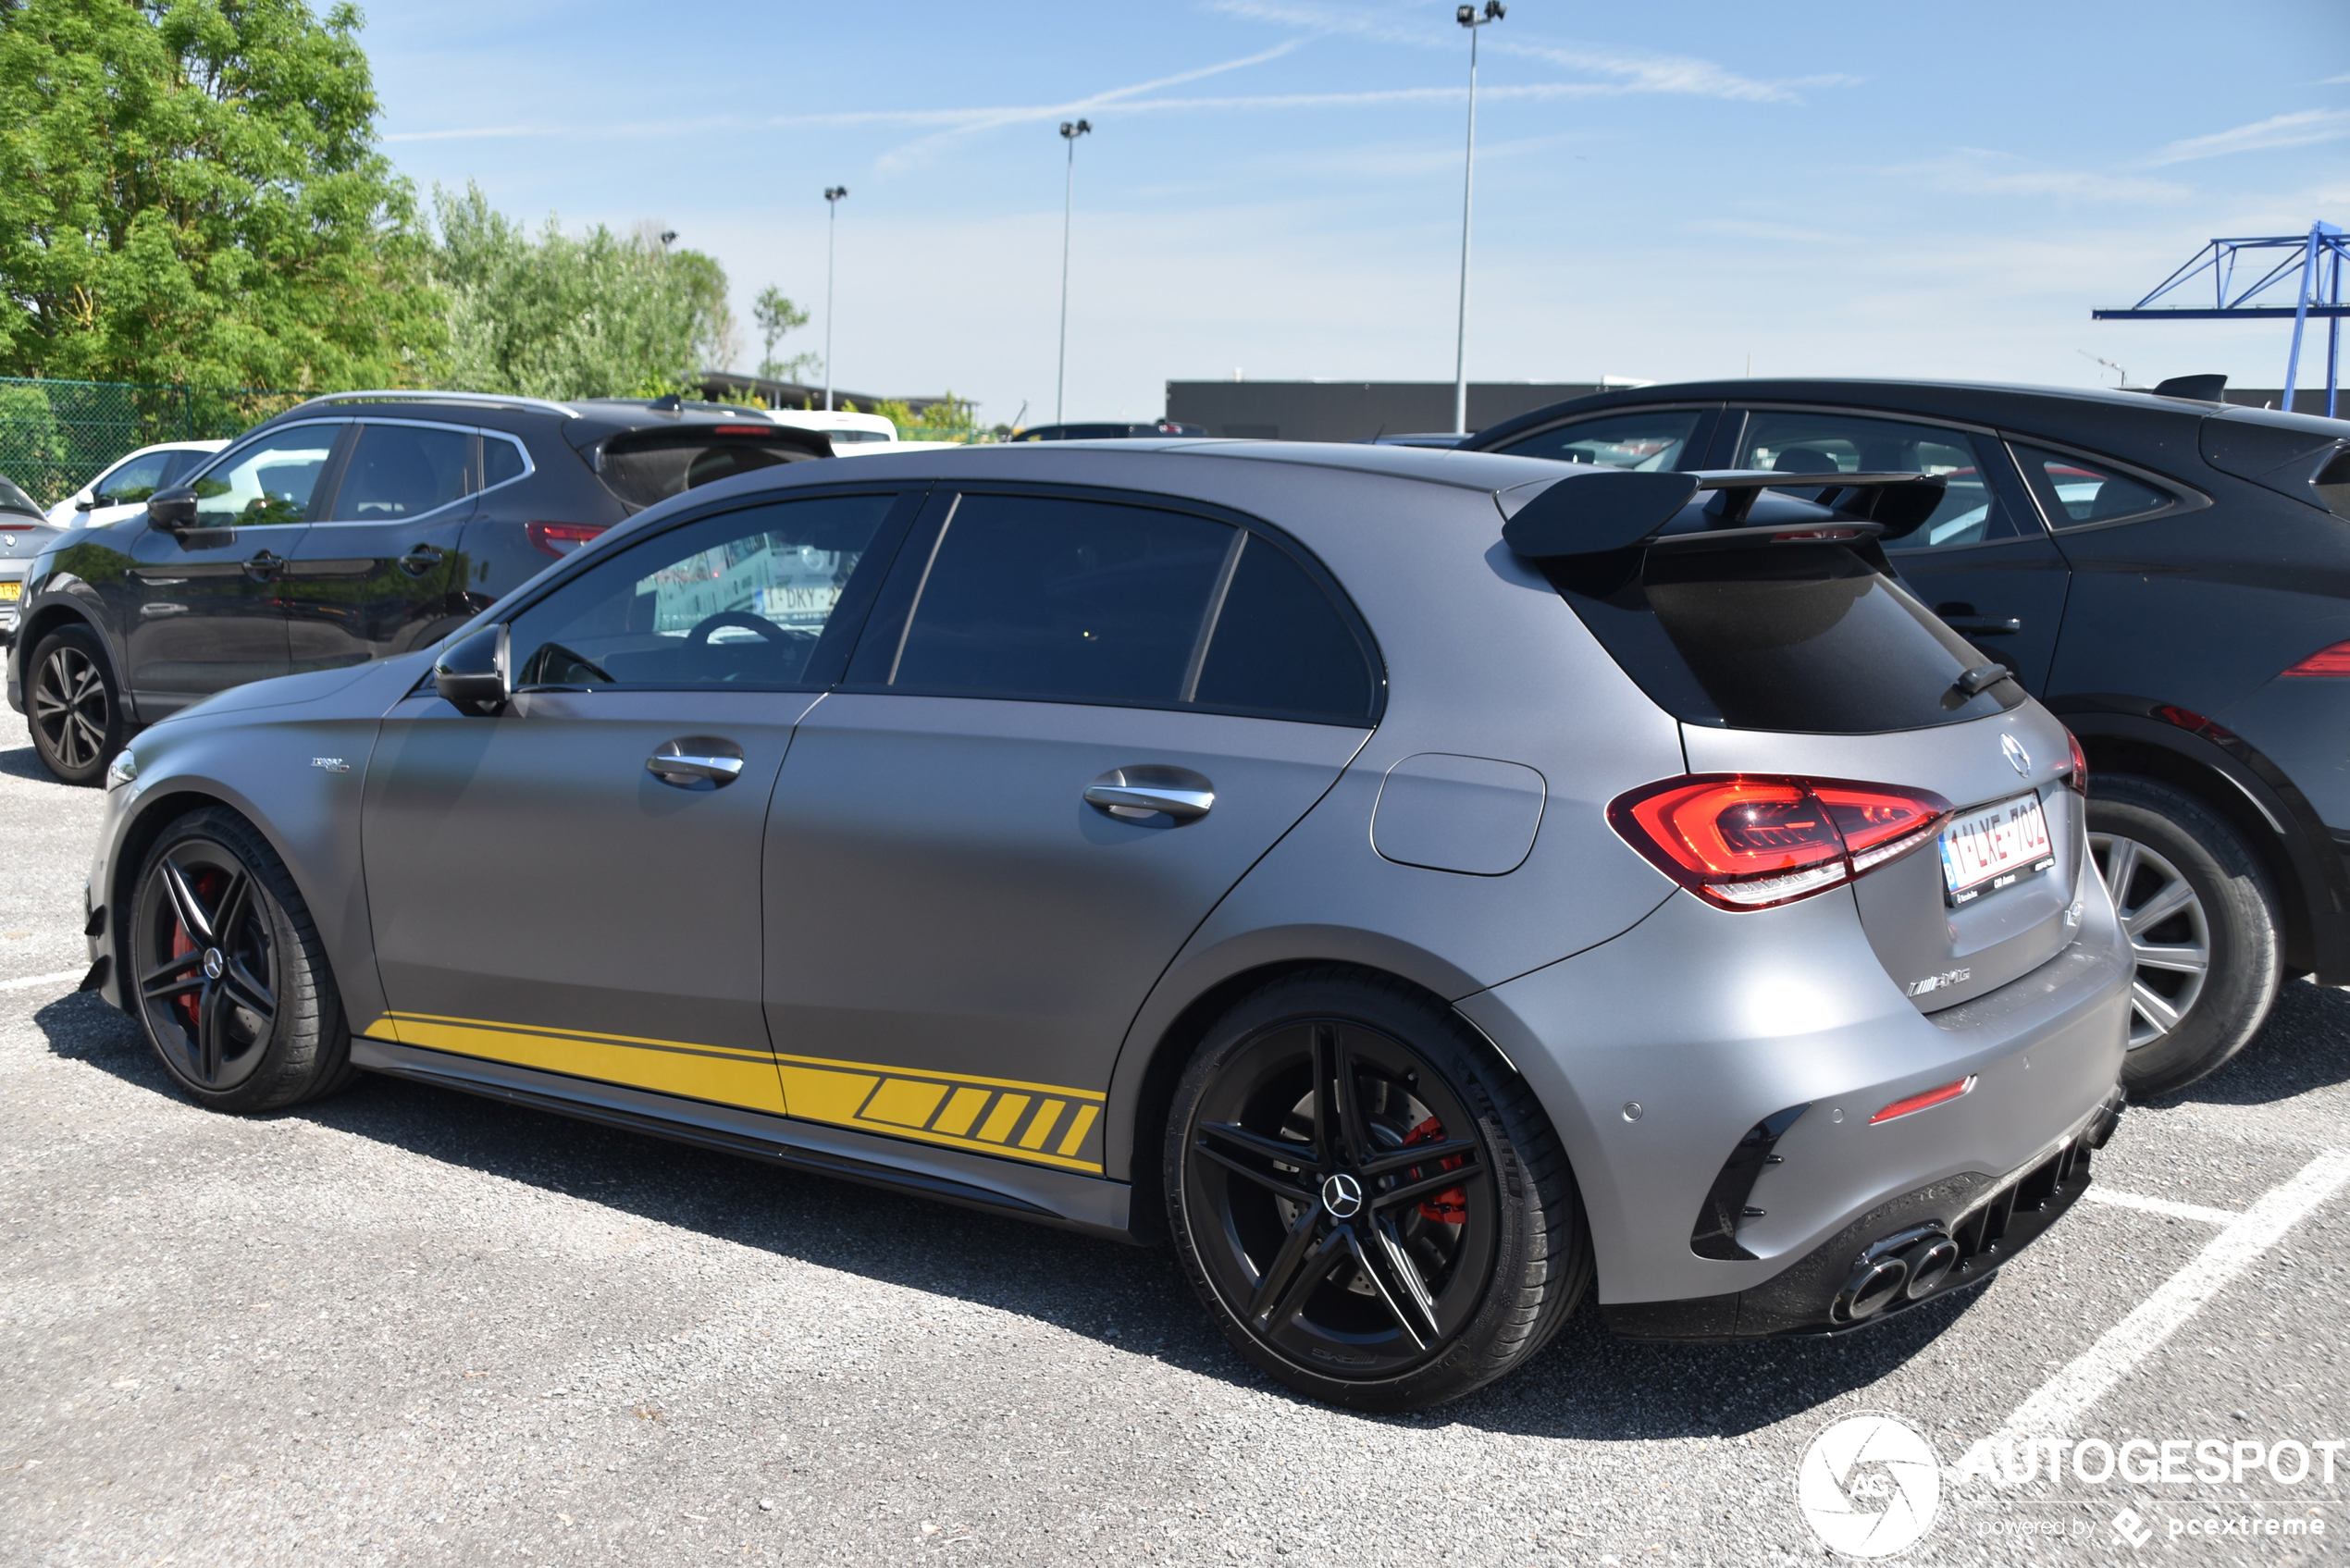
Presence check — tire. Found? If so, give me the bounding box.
[2087,775,2282,1097]
[27,624,128,786]
[128,807,355,1113]
[1164,966,1590,1411]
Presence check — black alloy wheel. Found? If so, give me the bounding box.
[130,809,354,1113]
[1168,969,1589,1410]
[28,625,126,786]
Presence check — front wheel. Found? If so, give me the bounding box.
[28,624,127,785]
[130,808,355,1113]
[1165,968,1589,1410]
[2088,774,2282,1098]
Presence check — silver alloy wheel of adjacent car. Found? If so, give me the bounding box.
[2089,831,2211,1050]
[32,640,112,775]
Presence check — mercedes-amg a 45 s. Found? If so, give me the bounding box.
[80,440,2129,1408]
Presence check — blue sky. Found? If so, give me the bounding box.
[362,1,2350,425]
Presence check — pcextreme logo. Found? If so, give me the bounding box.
[1797,1414,1943,1558]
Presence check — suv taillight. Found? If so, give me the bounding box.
[2065,730,2088,796]
[1608,774,1953,910]
[2282,640,2350,677]
[527,521,610,557]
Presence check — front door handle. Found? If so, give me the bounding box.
[399,546,446,576]
[1934,603,2022,635]
[647,736,746,788]
[1085,765,1215,822]
[243,549,285,582]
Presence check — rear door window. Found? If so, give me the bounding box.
[1734,411,2027,549]
[1492,409,1708,470]
[1192,535,1378,722]
[2010,443,2178,527]
[333,423,473,520]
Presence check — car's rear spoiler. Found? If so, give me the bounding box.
[1498,468,1947,560]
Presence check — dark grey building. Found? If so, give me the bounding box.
[1164,381,1606,442]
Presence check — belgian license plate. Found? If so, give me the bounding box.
[0,581,19,602]
[1940,791,2055,906]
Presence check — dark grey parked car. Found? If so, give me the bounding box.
[1467,381,2350,1096]
[6,391,828,784]
[81,440,2127,1408]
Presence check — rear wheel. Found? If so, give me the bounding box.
[1165,968,1589,1410]
[130,808,354,1113]
[2087,775,2282,1097]
[28,624,126,786]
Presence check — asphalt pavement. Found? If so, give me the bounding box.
[2,714,2344,1567]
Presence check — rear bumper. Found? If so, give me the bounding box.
[1455,858,2130,1310]
[1602,1087,2124,1340]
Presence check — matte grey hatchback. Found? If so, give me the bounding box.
[81,440,2130,1408]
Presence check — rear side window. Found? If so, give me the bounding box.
[884,493,1379,722]
[890,495,1231,705]
[484,436,527,488]
[1492,410,1706,470]
[1546,544,2022,733]
[598,427,824,508]
[1735,411,2026,549]
[2010,443,2175,527]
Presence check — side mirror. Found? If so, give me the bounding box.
[434,624,508,716]
[146,486,198,531]
[74,496,96,512]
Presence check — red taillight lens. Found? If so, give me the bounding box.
[1870,1075,1976,1124]
[1609,775,1953,910]
[527,521,610,557]
[2064,731,2088,796]
[712,425,772,436]
[2282,640,2350,677]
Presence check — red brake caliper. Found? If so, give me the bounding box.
[1401,1116,1467,1225]
[167,870,221,1030]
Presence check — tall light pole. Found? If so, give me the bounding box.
[1453,1,1504,436]
[1057,118,1091,425]
[822,186,847,411]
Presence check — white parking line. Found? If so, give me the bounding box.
[1991,1148,2350,1441]
[2082,1188,2241,1226]
[0,969,85,994]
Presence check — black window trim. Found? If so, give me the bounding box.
[477,478,934,697]
[1998,432,2210,534]
[838,479,1388,728]
[1716,401,2058,554]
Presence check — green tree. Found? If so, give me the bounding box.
[429,184,735,401]
[752,285,817,384]
[0,0,443,389]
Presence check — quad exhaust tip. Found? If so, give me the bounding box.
[1834,1224,1958,1323]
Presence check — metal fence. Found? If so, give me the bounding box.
[0,377,309,507]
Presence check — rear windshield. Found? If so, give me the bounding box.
[0,475,41,517]
[1543,543,2023,733]
[597,428,824,509]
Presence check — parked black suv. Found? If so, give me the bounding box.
[1467,378,2350,1095]
[7,391,828,785]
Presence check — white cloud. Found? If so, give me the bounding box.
[1890,151,2192,204]
[2147,107,2350,166]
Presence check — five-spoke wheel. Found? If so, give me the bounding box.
[130,809,353,1112]
[1168,969,1587,1410]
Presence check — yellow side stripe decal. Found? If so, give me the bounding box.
[370,1013,1107,1175]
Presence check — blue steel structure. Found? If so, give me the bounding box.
[2094,222,2346,417]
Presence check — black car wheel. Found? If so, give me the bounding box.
[130,809,355,1113]
[28,624,127,786]
[2088,775,2282,1097]
[1167,968,1589,1410]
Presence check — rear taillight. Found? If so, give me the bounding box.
[1608,774,1953,910]
[2064,731,2088,796]
[2282,640,2350,677]
[527,521,610,557]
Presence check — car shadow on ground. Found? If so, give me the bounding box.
[0,740,56,784]
[45,978,2340,1444]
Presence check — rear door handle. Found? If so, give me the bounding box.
[1084,766,1215,822]
[647,736,746,787]
[399,546,445,576]
[1935,603,2022,635]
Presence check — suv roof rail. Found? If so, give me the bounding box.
[291,389,582,419]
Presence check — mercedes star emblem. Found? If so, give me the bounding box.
[2002,733,2032,778]
[202,947,225,980]
[1319,1172,1365,1219]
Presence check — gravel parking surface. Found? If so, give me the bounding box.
[3,716,2344,1566]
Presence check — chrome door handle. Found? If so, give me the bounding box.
[1084,766,1215,822]
[648,753,744,784]
[399,546,446,576]
[243,549,285,581]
